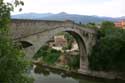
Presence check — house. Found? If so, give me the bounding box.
[48,35,67,51]
[54,35,67,47]
[115,20,125,29]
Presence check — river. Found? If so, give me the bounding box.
[29,65,125,83]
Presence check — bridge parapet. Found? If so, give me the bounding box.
[10,19,74,40]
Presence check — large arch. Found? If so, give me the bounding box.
[19,27,89,71]
[20,27,88,57]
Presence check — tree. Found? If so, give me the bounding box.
[67,54,80,70]
[101,21,115,29]
[0,0,33,83]
[89,21,125,72]
[34,45,61,65]
[64,33,74,49]
[99,21,115,37]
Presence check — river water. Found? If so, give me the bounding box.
[30,65,125,83]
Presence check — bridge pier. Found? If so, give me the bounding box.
[78,39,89,74]
[23,46,35,59]
[23,45,39,59]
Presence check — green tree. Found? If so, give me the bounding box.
[0,0,33,83]
[101,21,115,29]
[99,21,115,37]
[67,54,80,70]
[89,21,125,72]
[64,33,74,49]
[34,45,61,65]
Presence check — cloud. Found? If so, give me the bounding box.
[6,0,124,17]
[99,0,124,17]
[84,0,124,17]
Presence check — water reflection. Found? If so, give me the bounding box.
[30,65,125,83]
[34,66,50,76]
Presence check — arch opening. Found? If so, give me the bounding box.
[20,41,33,48]
[33,30,87,71]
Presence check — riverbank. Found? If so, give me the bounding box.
[33,61,125,82]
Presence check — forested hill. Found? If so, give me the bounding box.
[11,12,125,24]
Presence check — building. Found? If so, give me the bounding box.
[54,35,67,47]
[48,35,67,50]
[115,20,125,29]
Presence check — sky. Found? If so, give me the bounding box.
[5,0,125,17]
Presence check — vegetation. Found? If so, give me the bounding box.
[34,45,80,70]
[89,21,125,72]
[34,45,61,64]
[0,0,33,83]
[67,54,80,70]
[80,22,98,30]
[64,32,74,50]
[85,22,97,29]
[34,32,80,71]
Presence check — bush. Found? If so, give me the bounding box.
[67,54,80,70]
[34,45,61,64]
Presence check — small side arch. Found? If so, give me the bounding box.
[20,41,33,48]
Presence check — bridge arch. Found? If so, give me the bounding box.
[11,19,96,73]
[20,27,89,71]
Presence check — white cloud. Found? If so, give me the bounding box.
[83,0,124,17]
[5,0,124,17]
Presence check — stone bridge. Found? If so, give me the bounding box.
[10,19,97,74]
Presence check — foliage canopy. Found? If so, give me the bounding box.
[0,0,33,83]
[89,21,125,72]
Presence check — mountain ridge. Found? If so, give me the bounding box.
[11,12,125,24]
